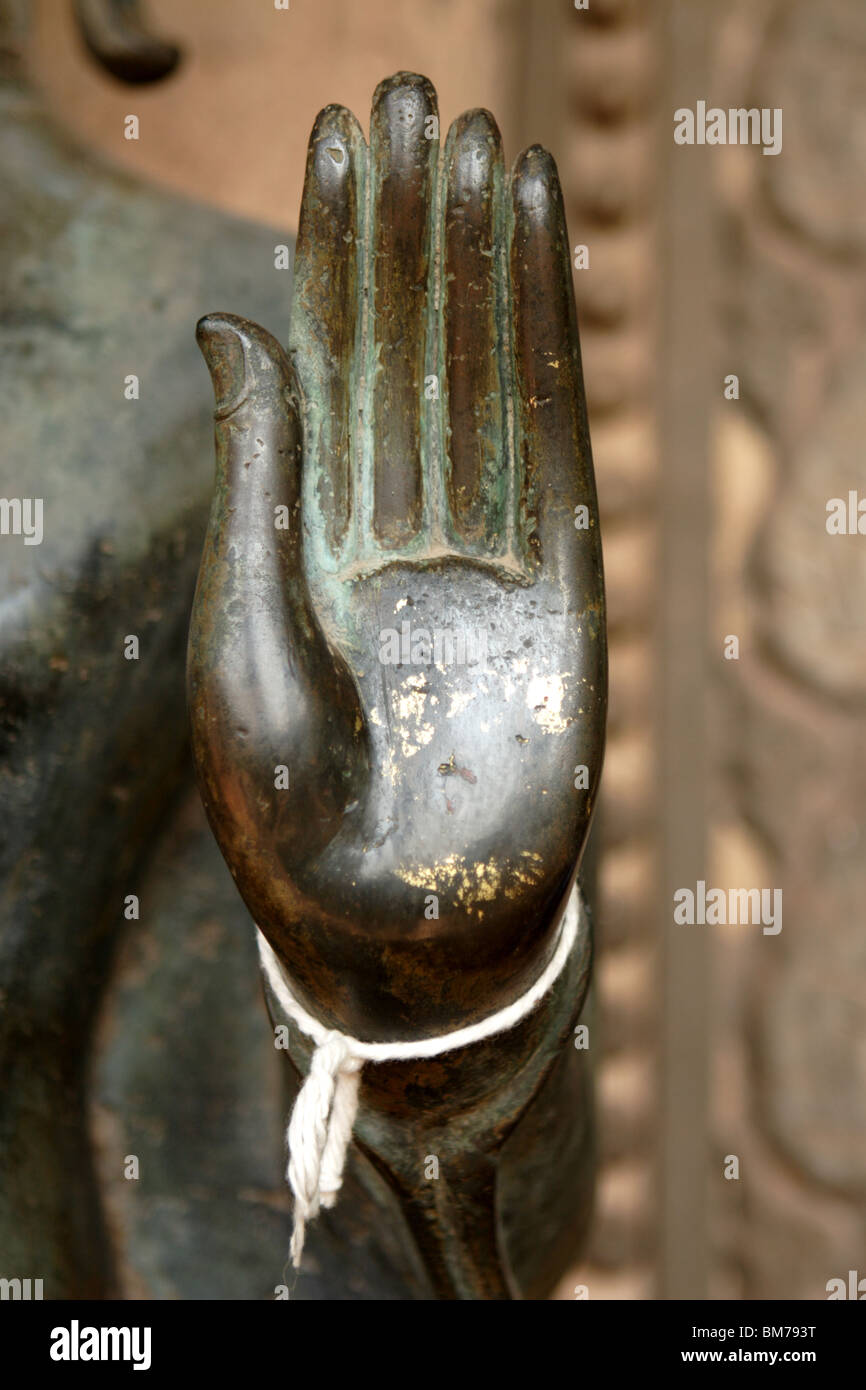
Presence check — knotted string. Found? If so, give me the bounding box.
[285,1032,363,1265]
[256,883,582,1268]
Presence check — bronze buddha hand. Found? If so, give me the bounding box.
[187,72,606,1048]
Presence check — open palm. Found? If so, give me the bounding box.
[188,74,605,1045]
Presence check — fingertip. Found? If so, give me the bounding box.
[307,104,366,200]
[511,145,564,225]
[444,108,503,204]
[196,314,295,418]
[310,103,365,148]
[510,146,572,314]
[196,313,247,416]
[372,70,437,117]
[371,71,438,161]
[446,106,502,151]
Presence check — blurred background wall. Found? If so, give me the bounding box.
[25,0,866,1299]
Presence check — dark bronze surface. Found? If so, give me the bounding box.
[189,71,606,1299]
[0,7,290,1297]
[189,72,606,1045]
[73,0,181,85]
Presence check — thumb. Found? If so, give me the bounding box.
[188,313,367,897]
[195,311,304,552]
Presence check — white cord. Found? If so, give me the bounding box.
[256,883,582,1267]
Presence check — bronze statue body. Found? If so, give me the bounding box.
[0,0,291,1297]
[189,73,607,1299]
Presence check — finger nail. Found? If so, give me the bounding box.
[196,313,247,417]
